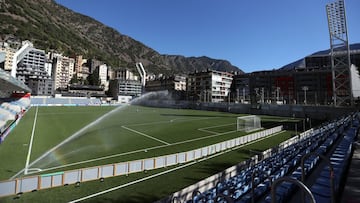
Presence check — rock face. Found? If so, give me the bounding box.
[0,0,242,74]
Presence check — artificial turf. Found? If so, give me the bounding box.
[0,105,299,202]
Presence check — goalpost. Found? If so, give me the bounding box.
[237,115,261,132]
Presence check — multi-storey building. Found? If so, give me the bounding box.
[0,43,15,71]
[145,75,187,100]
[74,55,83,74]
[88,58,103,74]
[16,48,53,95]
[97,64,108,86]
[243,68,345,105]
[187,70,233,103]
[117,80,142,97]
[67,84,105,97]
[115,68,138,81]
[108,79,142,103]
[230,73,250,103]
[146,75,186,92]
[173,75,187,91]
[107,68,142,102]
[74,55,93,80]
[231,45,360,106]
[52,54,75,90]
[0,52,4,69]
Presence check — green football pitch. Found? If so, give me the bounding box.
[0,105,299,202]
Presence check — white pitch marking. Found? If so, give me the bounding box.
[198,128,219,134]
[26,128,240,174]
[12,117,262,177]
[126,116,219,127]
[24,106,38,175]
[23,129,284,175]
[198,123,235,135]
[121,125,171,145]
[11,105,125,180]
[69,130,285,203]
[68,155,208,203]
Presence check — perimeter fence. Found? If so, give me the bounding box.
[0,126,283,197]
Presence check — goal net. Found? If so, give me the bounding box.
[237,115,261,132]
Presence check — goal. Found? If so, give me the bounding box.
[237,115,261,132]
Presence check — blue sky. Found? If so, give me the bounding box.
[55,0,360,73]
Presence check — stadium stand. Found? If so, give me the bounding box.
[0,68,31,143]
[30,97,101,106]
[179,113,359,203]
[0,95,31,143]
[0,120,5,133]
[0,68,30,97]
[341,136,360,202]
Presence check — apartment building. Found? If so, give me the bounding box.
[0,43,15,71]
[146,75,186,92]
[52,54,75,90]
[108,79,142,102]
[17,48,53,95]
[187,70,233,103]
[75,57,90,80]
[115,68,138,81]
[231,47,360,105]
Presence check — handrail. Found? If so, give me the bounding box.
[271,176,315,203]
[251,168,272,203]
[301,152,335,203]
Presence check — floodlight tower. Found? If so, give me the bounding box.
[326,0,353,106]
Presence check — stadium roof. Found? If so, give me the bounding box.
[279,43,360,71]
[0,68,31,97]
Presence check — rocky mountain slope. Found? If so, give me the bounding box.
[0,0,242,75]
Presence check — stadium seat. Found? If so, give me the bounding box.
[30,97,102,106]
[185,113,359,203]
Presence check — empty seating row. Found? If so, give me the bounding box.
[30,97,101,106]
[187,115,354,203]
[310,125,358,202]
[185,113,358,203]
[0,97,30,136]
[262,130,342,202]
[257,125,343,203]
[262,114,358,203]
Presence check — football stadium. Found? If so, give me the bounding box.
[0,67,360,203]
[1,0,360,201]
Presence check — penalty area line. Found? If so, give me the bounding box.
[29,127,240,174]
[121,125,170,145]
[198,123,235,135]
[68,140,234,203]
[69,130,286,203]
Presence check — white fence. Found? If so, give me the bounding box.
[158,117,352,203]
[0,126,283,197]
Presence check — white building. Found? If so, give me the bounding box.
[115,68,138,81]
[109,79,142,102]
[0,43,15,71]
[187,70,233,103]
[174,75,187,91]
[351,64,360,98]
[98,64,108,85]
[52,54,75,90]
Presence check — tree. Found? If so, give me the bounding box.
[86,73,100,86]
[70,74,79,84]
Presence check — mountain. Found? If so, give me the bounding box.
[279,43,360,71]
[0,0,242,75]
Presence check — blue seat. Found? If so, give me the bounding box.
[310,184,331,203]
